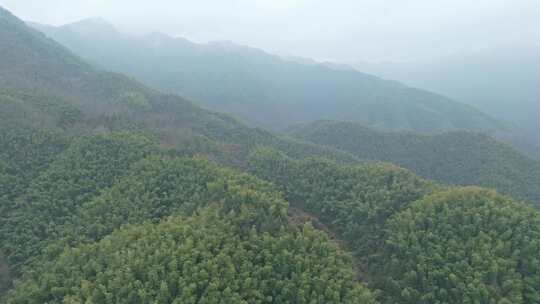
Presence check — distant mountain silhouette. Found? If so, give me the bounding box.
[32,18,503,134]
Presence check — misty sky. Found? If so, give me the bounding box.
[1,0,539,62]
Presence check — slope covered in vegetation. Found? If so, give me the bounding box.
[382,188,540,304]
[32,19,502,133]
[0,125,68,216]
[248,148,438,259]
[1,5,540,304]
[248,149,540,303]
[357,46,540,157]
[8,212,374,304]
[289,120,540,207]
[0,6,357,167]
[3,150,376,303]
[0,11,362,301]
[1,133,156,274]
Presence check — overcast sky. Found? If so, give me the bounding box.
[1,0,539,62]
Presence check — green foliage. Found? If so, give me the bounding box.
[34,18,503,134]
[0,90,83,130]
[3,7,540,304]
[290,120,540,207]
[0,253,10,300]
[115,91,151,110]
[248,148,540,304]
[0,124,68,299]
[2,143,375,303]
[356,48,540,157]
[43,156,288,256]
[7,211,375,304]
[0,132,155,273]
[382,187,540,304]
[248,147,437,258]
[0,7,360,168]
[0,126,68,215]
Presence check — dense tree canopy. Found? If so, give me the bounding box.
[248,147,437,258]
[248,149,540,303]
[40,155,288,258]
[7,211,375,304]
[290,120,540,207]
[0,126,69,296]
[0,6,359,169]
[381,188,540,304]
[0,132,155,274]
[1,5,540,304]
[2,146,376,303]
[0,126,68,215]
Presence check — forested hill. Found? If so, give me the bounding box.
[248,149,540,304]
[0,134,376,303]
[289,120,540,207]
[0,6,358,166]
[355,46,540,157]
[2,6,540,303]
[31,19,503,133]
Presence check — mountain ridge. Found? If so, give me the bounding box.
[2,6,540,304]
[0,6,360,168]
[30,18,504,134]
[289,120,540,207]
[354,46,540,157]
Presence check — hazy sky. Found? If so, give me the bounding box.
[1,0,539,62]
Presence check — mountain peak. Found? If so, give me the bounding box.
[63,17,116,33]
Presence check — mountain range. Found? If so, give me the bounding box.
[0,8,362,168]
[355,46,540,157]
[31,18,503,134]
[289,120,540,207]
[1,6,540,303]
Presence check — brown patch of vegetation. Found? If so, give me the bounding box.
[288,206,340,243]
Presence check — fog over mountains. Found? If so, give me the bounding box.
[2,4,540,304]
[356,45,540,156]
[31,18,504,137]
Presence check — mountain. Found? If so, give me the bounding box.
[31,19,503,134]
[289,120,540,207]
[0,6,368,301]
[248,149,540,304]
[355,46,540,157]
[0,7,360,167]
[0,131,378,303]
[1,6,540,303]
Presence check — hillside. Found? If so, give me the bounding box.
[0,6,365,300]
[1,135,375,303]
[0,7,358,167]
[247,149,540,303]
[289,121,540,207]
[356,46,540,157]
[31,19,503,133]
[1,6,540,303]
